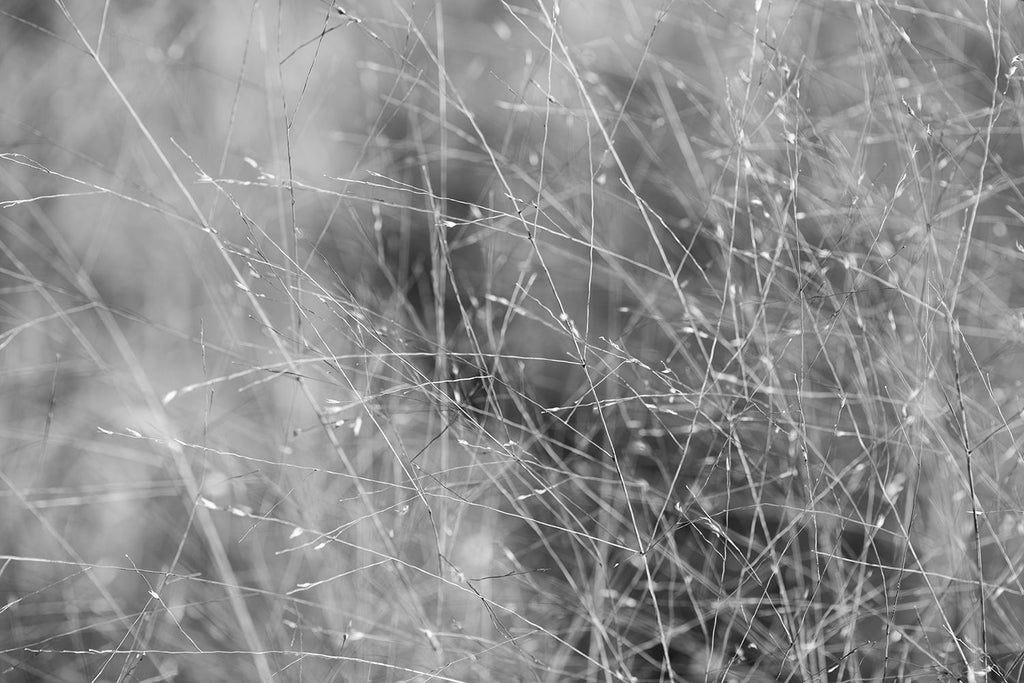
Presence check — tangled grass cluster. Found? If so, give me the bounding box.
[3,1,1024,681]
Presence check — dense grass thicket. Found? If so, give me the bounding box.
[3,1,1024,681]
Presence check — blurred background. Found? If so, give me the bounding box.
[3,1,1024,681]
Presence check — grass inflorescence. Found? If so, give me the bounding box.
[2,1,1024,681]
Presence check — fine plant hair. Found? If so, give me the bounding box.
[2,1,1024,682]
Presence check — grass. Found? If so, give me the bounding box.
[2,0,1024,681]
